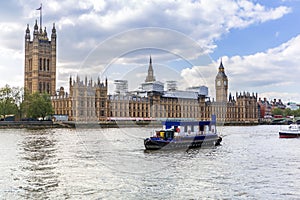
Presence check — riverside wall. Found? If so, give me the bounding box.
[0,120,263,129]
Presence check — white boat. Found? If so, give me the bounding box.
[279,123,300,138]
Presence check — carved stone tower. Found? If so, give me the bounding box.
[24,17,57,95]
[145,56,156,82]
[215,60,228,102]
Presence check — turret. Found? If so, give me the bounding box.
[51,23,56,41]
[69,76,72,87]
[44,27,48,40]
[33,20,39,38]
[25,24,30,42]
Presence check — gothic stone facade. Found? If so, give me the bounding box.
[22,17,258,123]
[107,92,206,120]
[51,58,258,123]
[24,20,57,95]
[211,61,258,123]
[107,59,258,124]
[51,77,108,121]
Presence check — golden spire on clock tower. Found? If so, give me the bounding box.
[215,59,228,102]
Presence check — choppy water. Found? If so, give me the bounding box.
[0,125,300,199]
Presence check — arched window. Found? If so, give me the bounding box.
[43,58,46,71]
[47,83,50,94]
[28,59,32,71]
[43,82,46,93]
[47,59,50,71]
[39,58,42,70]
[39,82,42,93]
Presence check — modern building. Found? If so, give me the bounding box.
[114,80,128,95]
[24,19,57,95]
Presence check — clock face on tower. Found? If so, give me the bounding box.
[224,80,227,86]
[217,80,221,86]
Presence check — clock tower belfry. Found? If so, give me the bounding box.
[215,60,228,102]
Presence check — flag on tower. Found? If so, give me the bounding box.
[36,4,42,29]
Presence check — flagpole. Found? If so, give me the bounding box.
[40,3,42,29]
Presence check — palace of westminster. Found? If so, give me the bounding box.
[24,18,259,124]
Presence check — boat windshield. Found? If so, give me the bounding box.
[164,130,174,140]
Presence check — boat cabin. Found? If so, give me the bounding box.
[154,120,216,140]
[155,129,175,140]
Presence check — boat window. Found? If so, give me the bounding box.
[199,125,204,134]
[191,125,194,132]
[184,126,187,132]
[200,125,204,131]
[211,125,215,133]
[204,125,209,133]
[165,131,174,139]
[156,131,160,137]
[160,131,164,138]
[187,126,192,134]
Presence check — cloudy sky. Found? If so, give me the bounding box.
[0,0,300,103]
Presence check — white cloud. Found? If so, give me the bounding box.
[0,0,293,96]
[0,47,23,87]
[182,34,300,103]
[31,0,291,54]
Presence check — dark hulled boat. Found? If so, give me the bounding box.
[144,116,222,150]
[279,123,300,138]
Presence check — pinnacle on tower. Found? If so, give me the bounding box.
[216,58,227,78]
[34,19,38,30]
[145,55,156,82]
[26,24,30,33]
[219,58,225,72]
[25,24,30,41]
[52,23,56,34]
[33,19,39,38]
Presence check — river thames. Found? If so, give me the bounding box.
[0,125,300,199]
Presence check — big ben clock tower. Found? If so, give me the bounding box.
[215,60,228,102]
